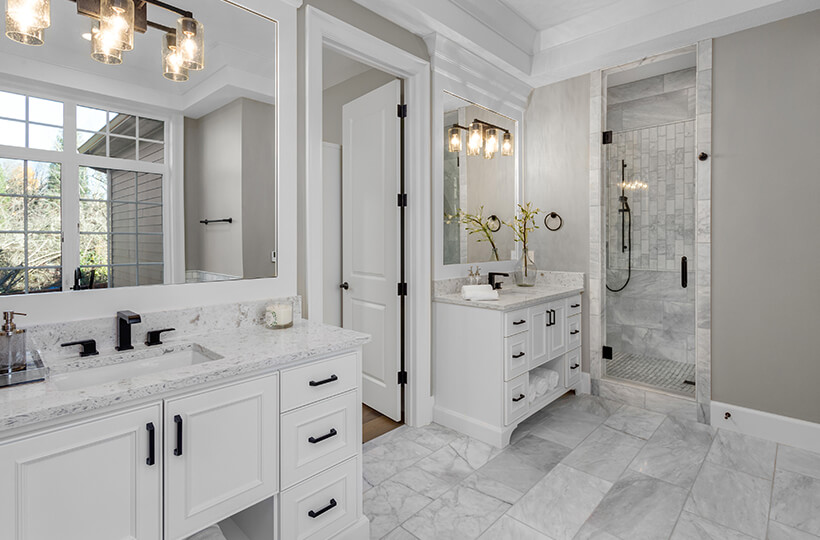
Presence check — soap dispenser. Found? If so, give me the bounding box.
[1,311,27,374]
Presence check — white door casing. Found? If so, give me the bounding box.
[342,79,402,422]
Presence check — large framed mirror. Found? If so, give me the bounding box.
[0,0,277,295]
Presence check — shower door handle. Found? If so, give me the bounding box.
[681,257,688,288]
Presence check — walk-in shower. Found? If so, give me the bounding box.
[603,52,697,397]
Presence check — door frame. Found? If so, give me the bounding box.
[304,6,433,426]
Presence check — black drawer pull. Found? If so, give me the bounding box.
[146,422,156,466]
[550,309,556,326]
[308,428,338,444]
[173,415,183,456]
[513,319,526,326]
[308,498,337,518]
[570,330,580,335]
[512,352,525,359]
[570,363,580,370]
[570,303,580,308]
[512,394,526,402]
[309,374,338,387]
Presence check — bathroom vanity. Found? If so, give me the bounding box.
[433,283,583,447]
[0,302,370,540]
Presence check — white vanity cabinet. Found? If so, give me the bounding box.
[433,291,583,447]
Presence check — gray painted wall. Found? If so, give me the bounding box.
[712,10,820,423]
[322,68,396,145]
[524,75,590,369]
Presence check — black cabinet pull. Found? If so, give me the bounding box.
[173,415,183,456]
[309,374,338,387]
[308,428,338,444]
[570,303,580,308]
[681,256,688,288]
[550,309,556,326]
[308,498,337,518]
[570,363,580,370]
[146,422,156,466]
[512,352,525,359]
[512,394,525,402]
[513,319,526,326]
[570,330,580,335]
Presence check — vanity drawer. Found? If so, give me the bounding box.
[281,390,359,489]
[567,294,582,316]
[281,353,358,412]
[504,333,529,381]
[504,373,529,426]
[280,456,359,540]
[565,348,581,387]
[504,308,530,336]
[567,315,581,351]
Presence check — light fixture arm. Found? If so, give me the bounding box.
[139,0,192,19]
[450,121,510,135]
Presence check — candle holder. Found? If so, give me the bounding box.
[265,300,294,329]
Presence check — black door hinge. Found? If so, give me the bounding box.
[602,345,613,359]
[397,193,408,207]
[602,130,613,145]
[397,371,408,385]
[397,282,407,296]
[397,104,407,118]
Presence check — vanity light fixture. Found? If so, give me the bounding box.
[5,0,50,45]
[90,21,122,64]
[501,132,513,156]
[484,128,498,159]
[448,119,514,159]
[162,31,188,81]
[99,0,133,51]
[467,121,483,156]
[176,15,203,70]
[448,126,462,153]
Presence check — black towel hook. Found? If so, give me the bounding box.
[544,212,563,231]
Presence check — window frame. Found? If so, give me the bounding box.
[0,81,181,294]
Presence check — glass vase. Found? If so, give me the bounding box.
[514,249,537,287]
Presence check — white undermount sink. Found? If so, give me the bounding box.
[49,344,222,391]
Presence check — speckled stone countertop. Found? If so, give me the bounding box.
[433,284,583,311]
[0,319,369,434]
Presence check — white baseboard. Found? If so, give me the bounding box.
[433,405,509,448]
[711,401,820,454]
[580,373,591,394]
[336,515,370,540]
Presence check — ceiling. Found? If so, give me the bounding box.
[352,0,820,88]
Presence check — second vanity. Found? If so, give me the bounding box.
[433,280,584,447]
[0,300,370,540]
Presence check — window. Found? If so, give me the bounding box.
[0,89,168,295]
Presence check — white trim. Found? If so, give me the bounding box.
[579,372,591,395]
[711,401,820,455]
[304,6,433,427]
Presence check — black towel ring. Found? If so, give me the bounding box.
[487,214,502,232]
[544,212,563,231]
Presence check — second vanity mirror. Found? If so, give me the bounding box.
[442,92,517,266]
[0,0,277,295]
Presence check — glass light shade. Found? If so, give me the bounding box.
[176,17,204,70]
[484,128,498,159]
[100,0,133,51]
[162,32,188,82]
[467,122,483,156]
[501,132,513,156]
[448,127,462,153]
[91,23,122,65]
[5,0,50,45]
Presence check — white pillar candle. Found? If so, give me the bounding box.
[265,301,293,329]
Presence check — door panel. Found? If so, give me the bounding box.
[342,79,402,421]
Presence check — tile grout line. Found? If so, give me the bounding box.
[664,425,717,539]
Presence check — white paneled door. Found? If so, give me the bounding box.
[342,79,402,422]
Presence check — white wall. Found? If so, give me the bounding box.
[322,143,342,327]
[322,68,396,145]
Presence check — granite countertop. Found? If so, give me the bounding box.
[433,284,584,311]
[0,320,369,434]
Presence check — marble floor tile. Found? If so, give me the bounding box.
[767,520,820,540]
[584,470,688,540]
[603,404,665,439]
[363,480,432,540]
[363,438,433,486]
[414,445,476,486]
[449,435,503,469]
[364,477,373,493]
[572,523,621,539]
[770,469,820,536]
[705,430,776,479]
[363,425,411,454]
[628,416,714,487]
[507,433,574,471]
[562,425,646,482]
[508,463,612,540]
[670,511,756,540]
[460,472,525,504]
[402,485,510,540]
[644,391,698,421]
[390,465,453,499]
[684,462,771,538]
[477,515,552,540]
[399,423,461,451]
[776,444,820,480]
[544,393,624,418]
[528,409,606,448]
[382,527,419,540]
[475,446,550,493]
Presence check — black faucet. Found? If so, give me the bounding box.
[116,310,142,351]
[488,272,509,290]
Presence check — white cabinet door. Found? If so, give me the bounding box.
[529,305,549,369]
[547,300,567,359]
[164,374,279,540]
[0,404,162,540]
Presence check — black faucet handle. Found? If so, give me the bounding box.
[145,328,176,346]
[61,339,99,357]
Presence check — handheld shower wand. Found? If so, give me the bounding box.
[608,160,632,292]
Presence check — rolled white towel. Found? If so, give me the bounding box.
[532,375,549,397]
[187,525,226,540]
[461,284,499,301]
[546,369,559,390]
